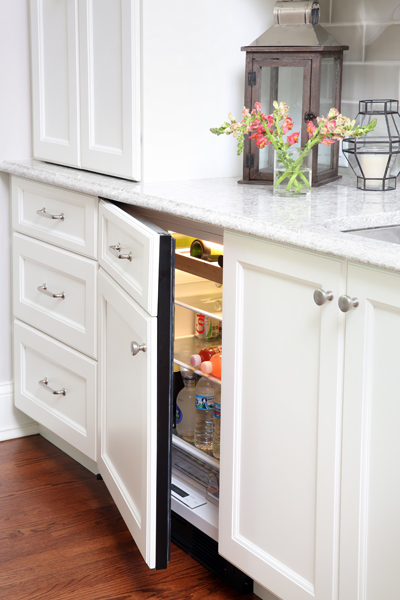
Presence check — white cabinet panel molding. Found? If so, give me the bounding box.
[220,231,346,600]
[79,0,141,179]
[31,0,80,166]
[13,233,97,359]
[97,268,158,568]
[340,264,400,600]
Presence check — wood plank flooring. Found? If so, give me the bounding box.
[0,435,258,600]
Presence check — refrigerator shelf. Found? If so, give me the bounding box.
[172,435,220,500]
[175,250,222,285]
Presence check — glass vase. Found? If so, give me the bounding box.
[273,148,312,197]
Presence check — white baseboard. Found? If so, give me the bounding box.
[0,381,39,441]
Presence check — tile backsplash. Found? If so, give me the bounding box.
[320,0,400,119]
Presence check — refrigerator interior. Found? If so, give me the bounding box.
[171,239,223,542]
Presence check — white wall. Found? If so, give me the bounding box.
[0,0,38,439]
[320,0,400,118]
[141,0,273,182]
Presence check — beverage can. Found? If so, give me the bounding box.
[195,313,219,338]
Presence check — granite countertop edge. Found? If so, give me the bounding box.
[2,159,400,273]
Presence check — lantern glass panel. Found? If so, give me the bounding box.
[387,113,400,139]
[317,57,337,174]
[259,65,304,174]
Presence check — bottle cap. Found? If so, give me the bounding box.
[190,354,201,367]
[200,361,213,374]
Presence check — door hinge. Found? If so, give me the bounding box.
[246,154,254,168]
[248,71,256,86]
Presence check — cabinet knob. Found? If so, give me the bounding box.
[313,289,334,306]
[131,341,147,356]
[338,295,359,312]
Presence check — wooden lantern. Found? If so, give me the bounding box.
[240,0,349,187]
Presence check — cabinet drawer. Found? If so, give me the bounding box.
[13,233,97,359]
[13,320,96,459]
[99,200,163,315]
[11,177,98,258]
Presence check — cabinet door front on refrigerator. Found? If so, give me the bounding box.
[220,231,345,600]
[98,201,174,569]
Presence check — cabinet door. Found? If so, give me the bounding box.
[339,264,400,600]
[220,232,345,600]
[30,0,80,167]
[98,222,174,570]
[79,0,141,180]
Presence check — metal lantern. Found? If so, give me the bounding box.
[342,100,400,191]
[240,0,348,187]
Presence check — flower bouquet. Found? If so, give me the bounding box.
[211,101,376,196]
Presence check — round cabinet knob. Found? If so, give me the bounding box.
[338,295,359,313]
[313,289,334,306]
[131,341,147,356]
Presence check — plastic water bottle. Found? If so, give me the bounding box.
[200,353,222,379]
[212,386,222,459]
[176,368,197,443]
[194,377,216,451]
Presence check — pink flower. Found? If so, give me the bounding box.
[307,120,317,138]
[273,101,289,118]
[327,108,339,119]
[249,132,271,148]
[287,132,300,146]
[320,137,335,146]
[282,117,294,134]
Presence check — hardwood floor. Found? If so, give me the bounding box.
[0,435,258,600]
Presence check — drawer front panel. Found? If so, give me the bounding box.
[13,233,97,359]
[11,177,98,258]
[99,201,160,315]
[14,320,96,459]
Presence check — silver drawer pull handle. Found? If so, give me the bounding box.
[37,283,65,299]
[338,295,359,313]
[37,207,64,221]
[313,289,334,306]
[109,243,132,261]
[39,377,66,396]
[131,341,146,356]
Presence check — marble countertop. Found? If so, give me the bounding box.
[2,158,400,272]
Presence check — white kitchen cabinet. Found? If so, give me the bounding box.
[13,232,97,359]
[220,231,346,600]
[10,171,400,597]
[11,175,98,258]
[12,176,99,460]
[14,319,97,459]
[30,0,140,180]
[30,0,80,168]
[98,268,159,568]
[339,263,400,600]
[97,203,175,570]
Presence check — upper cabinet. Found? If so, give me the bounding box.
[30,0,140,180]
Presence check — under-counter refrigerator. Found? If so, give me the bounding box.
[96,199,251,592]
